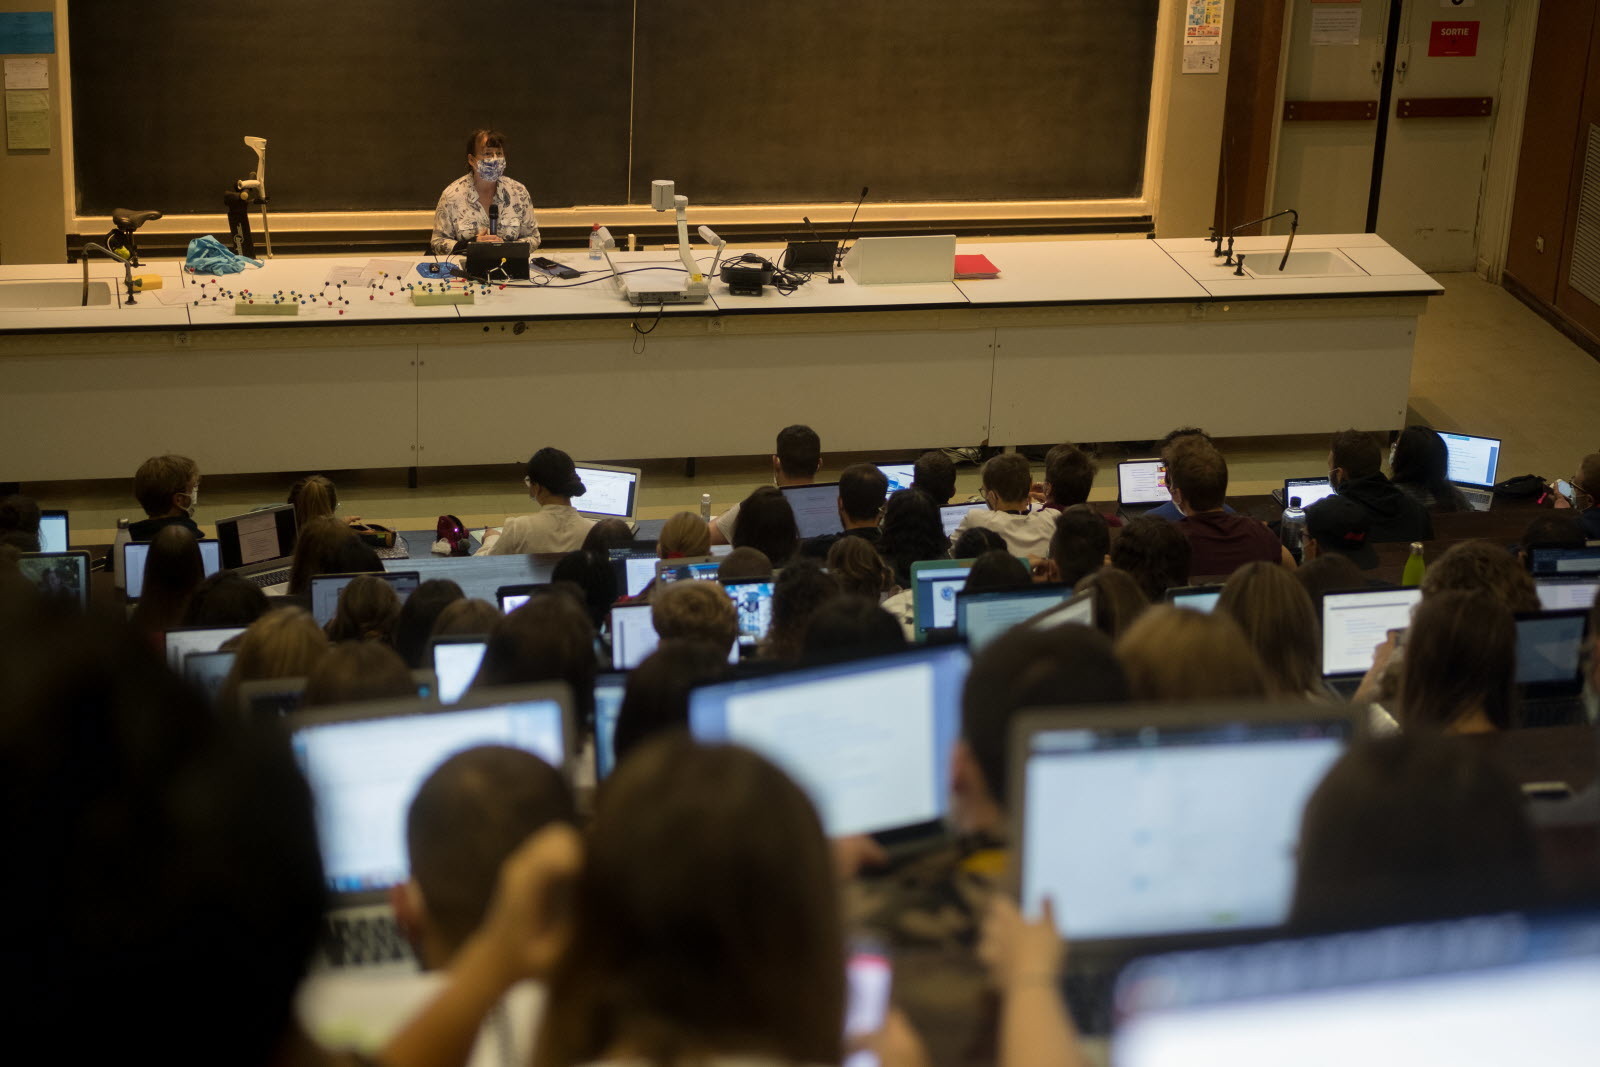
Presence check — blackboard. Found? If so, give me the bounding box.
[70,1,1159,216]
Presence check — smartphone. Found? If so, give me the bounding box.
[844,947,893,1067]
[1557,479,1576,506]
[531,256,581,280]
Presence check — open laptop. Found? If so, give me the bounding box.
[463,240,531,280]
[1271,476,1337,510]
[573,462,642,532]
[16,550,91,609]
[1535,575,1600,610]
[655,557,723,583]
[781,482,844,539]
[289,683,574,970]
[957,583,1076,649]
[1440,431,1501,511]
[940,502,986,539]
[37,509,68,553]
[1113,911,1600,1066]
[239,676,308,718]
[123,538,222,600]
[610,601,740,670]
[1320,587,1422,698]
[164,624,247,673]
[724,578,777,651]
[386,553,562,604]
[429,634,489,705]
[1528,546,1600,577]
[1029,588,1096,631]
[877,463,916,494]
[1010,702,1358,1032]
[611,549,660,597]
[309,570,421,628]
[215,503,299,592]
[910,558,978,642]
[496,583,549,614]
[1166,583,1224,614]
[689,643,970,847]
[1117,459,1170,520]
[183,649,236,708]
[593,672,626,780]
[1514,608,1590,728]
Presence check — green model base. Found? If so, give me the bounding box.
[410,290,476,306]
[234,301,301,315]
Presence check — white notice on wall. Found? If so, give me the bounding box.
[4,57,48,89]
[1311,8,1362,46]
[1183,0,1224,74]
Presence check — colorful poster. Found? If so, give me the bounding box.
[1184,0,1224,74]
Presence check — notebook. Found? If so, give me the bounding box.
[1320,587,1421,697]
[183,649,236,708]
[1535,576,1600,611]
[1166,583,1224,614]
[957,583,1076,649]
[124,538,222,600]
[940,502,987,538]
[1514,609,1590,728]
[910,558,978,641]
[164,624,248,673]
[429,635,489,705]
[689,644,970,843]
[877,464,916,494]
[1029,588,1096,630]
[1117,459,1171,519]
[16,550,90,609]
[1440,431,1501,511]
[572,462,642,531]
[953,253,1001,279]
[37,509,68,553]
[593,672,626,780]
[780,482,845,540]
[724,578,777,650]
[289,683,573,970]
[309,570,421,628]
[215,503,299,591]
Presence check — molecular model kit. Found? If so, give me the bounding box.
[187,272,499,316]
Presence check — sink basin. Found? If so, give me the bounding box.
[1243,249,1366,279]
[0,280,114,308]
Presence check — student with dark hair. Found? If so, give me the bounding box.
[716,545,773,581]
[763,558,839,661]
[472,590,598,722]
[1295,552,1368,605]
[951,453,1057,558]
[302,640,418,707]
[912,449,958,506]
[1399,590,1516,734]
[129,453,203,541]
[392,579,465,669]
[1390,425,1471,513]
[1517,512,1585,570]
[130,523,206,641]
[877,488,949,587]
[581,517,635,552]
[182,571,271,628]
[651,579,739,657]
[732,485,801,567]
[803,462,888,557]
[1116,605,1270,703]
[1034,443,1102,516]
[1146,427,1236,523]
[1420,539,1540,614]
[964,549,1032,595]
[288,516,383,597]
[0,493,41,552]
[1072,567,1149,639]
[325,573,402,643]
[430,597,503,640]
[1110,516,1190,602]
[1328,428,1432,542]
[711,423,823,544]
[952,525,1007,560]
[552,548,619,630]
[1570,451,1600,539]
[801,596,906,663]
[429,127,540,256]
[1168,438,1291,577]
[1302,494,1380,571]
[1216,561,1321,698]
[1041,504,1110,586]
[826,534,897,601]
[611,639,730,767]
[1290,735,1541,933]
[483,447,595,556]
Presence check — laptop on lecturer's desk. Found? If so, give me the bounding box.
[216,503,299,592]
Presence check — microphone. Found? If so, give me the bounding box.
[838,186,869,261]
[488,202,499,237]
[803,216,823,240]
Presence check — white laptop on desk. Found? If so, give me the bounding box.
[1439,431,1500,511]
[216,503,299,593]
[573,462,642,532]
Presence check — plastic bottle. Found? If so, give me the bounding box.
[1401,542,1427,587]
[112,517,131,589]
[589,223,604,261]
[700,493,712,521]
[1280,496,1306,562]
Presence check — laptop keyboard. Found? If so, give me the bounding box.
[241,567,292,589]
[322,912,412,968]
[1461,487,1494,512]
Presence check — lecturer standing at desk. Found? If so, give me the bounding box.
[429,128,541,255]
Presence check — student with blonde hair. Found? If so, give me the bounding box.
[217,606,329,714]
[1216,561,1322,698]
[1115,605,1270,703]
[657,511,712,559]
[651,579,738,657]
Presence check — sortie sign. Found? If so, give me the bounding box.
[1428,20,1479,58]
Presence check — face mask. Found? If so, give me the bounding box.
[184,487,198,516]
[475,158,505,182]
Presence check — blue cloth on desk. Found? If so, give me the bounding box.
[185,235,263,276]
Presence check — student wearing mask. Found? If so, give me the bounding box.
[949,453,1057,558]
[480,448,595,556]
[1327,429,1432,543]
[429,129,540,256]
[129,453,203,541]
[1145,428,1237,523]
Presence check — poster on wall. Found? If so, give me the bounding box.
[1311,8,1363,46]
[1428,21,1480,57]
[1183,0,1224,74]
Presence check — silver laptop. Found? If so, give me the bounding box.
[1117,458,1171,519]
[573,461,642,532]
[289,683,575,971]
[1439,431,1501,511]
[309,569,421,627]
[1320,587,1421,698]
[123,538,222,600]
[940,501,987,539]
[215,503,299,592]
[780,482,844,539]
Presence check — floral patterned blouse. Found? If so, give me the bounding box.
[429,173,541,255]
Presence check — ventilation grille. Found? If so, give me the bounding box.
[1570,123,1600,307]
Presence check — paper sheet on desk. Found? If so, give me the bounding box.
[153,287,201,306]
[360,259,421,284]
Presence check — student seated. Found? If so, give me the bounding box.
[1168,438,1292,576]
[129,453,203,541]
[711,423,822,545]
[288,473,355,528]
[801,596,906,663]
[1037,505,1110,586]
[1109,516,1190,602]
[1216,561,1322,698]
[877,488,949,588]
[1115,604,1270,702]
[1516,512,1585,570]
[912,449,958,506]
[217,606,330,714]
[480,448,596,556]
[802,462,887,557]
[1302,494,1380,571]
[1145,428,1236,522]
[611,639,730,768]
[657,510,712,559]
[288,517,384,597]
[429,597,502,639]
[1397,590,1515,735]
[551,550,619,630]
[392,579,465,669]
[950,453,1057,558]
[1072,566,1149,639]
[1568,451,1600,538]
[0,493,41,552]
[471,589,598,722]
[1420,539,1540,613]
[302,640,417,707]
[581,517,635,552]
[1389,425,1471,513]
[952,526,1006,560]
[826,534,898,601]
[762,559,839,660]
[651,579,739,658]
[325,573,402,643]
[1328,428,1432,543]
[183,571,271,628]
[717,545,773,581]
[731,485,801,567]
[1032,443,1117,524]
[963,549,1032,595]
[130,524,207,641]
[1294,552,1368,605]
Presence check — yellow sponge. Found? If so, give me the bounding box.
[132,275,163,291]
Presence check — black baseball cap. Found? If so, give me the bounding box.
[525,448,586,498]
[1305,495,1378,569]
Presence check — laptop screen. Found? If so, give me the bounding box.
[940,502,986,538]
[781,483,844,539]
[311,571,421,627]
[216,504,297,569]
[877,464,915,494]
[619,554,659,597]
[1119,460,1171,506]
[431,638,488,705]
[610,603,660,670]
[1514,610,1587,686]
[387,555,560,604]
[165,625,247,672]
[1535,576,1600,611]
[38,510,68,553]
[183,649,237,707]
[1114,913,1600,1067]
[573,465,639,519]
[1321,587,1422,677]
[958,585,1076,649]
[17,551,90,609]
[291,694,568,893]
[1440,432,1501,489]
[1528,546,1600,577]
[724,579,776,648]
[912,559,977,636]
[1168,585,1223,614]
[124,539,222,600]
[1030,589,1095,630]
[656,559,723,584]
[1283,477,1337,510]
[594,673,626,780]
[1018,713,1349,943]
[688,644,969,837]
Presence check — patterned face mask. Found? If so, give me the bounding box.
[475,158,506,182]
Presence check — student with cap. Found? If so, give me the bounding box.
[1303,494,1379,570]
[480,448,595,556]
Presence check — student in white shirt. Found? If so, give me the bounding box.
[949,453,1057,559]
[480,448,596,555]
[710,424,822,545]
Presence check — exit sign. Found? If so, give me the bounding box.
[1429,20,1479,57]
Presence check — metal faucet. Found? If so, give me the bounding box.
[81,242,136,307]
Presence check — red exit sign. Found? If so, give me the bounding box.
[1429,20,1479,58]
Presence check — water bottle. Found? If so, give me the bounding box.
[1280,496,1306,562]
[700,493,712,521]
[589,223,604,261]
[111,517,131,589]
[1401,542,1427,587]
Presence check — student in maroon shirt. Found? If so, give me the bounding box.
[1168,438,1294,579]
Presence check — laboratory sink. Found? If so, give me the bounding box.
[1243,249,1366,279]
[0,279,114,308]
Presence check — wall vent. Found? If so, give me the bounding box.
[1568,123,1600,307]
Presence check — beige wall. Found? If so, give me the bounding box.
[3,0,1228,262]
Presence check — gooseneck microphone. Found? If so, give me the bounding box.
[837,186,870,262]
[488,202,499,237]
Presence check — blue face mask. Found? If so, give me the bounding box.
[475,158,506,182]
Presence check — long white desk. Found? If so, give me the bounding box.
[0,236,1441,482]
